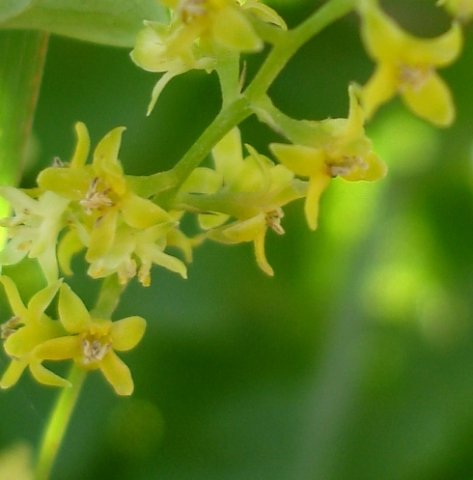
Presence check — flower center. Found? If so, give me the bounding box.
[80,177,114,214]
[328,155,368,177]
[81,334,111,364]
[265,208,285,235]
[178,0,208,23]
[398,65,432,92]
[1,316,21,340]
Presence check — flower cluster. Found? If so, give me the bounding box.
[0,0,467,396]
[0,277,145,395]
[131,0,286,113]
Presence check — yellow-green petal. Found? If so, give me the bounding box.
[93,127,127,196]
[121,194,172,229]
[34,336,81,360]
[58,230,84,276]
[401,73,455,127]
[59,284,91,334]
[305,175,331,231]
[27,280,62,322]
[100,350,134,396]
[29,361,70,388]
[403,22,462,67]
[0,275,27,317]
[37,167,91,201]
[70,122,90,168]
[253,229,273,276]
[86,209,118,262]
[361,63,398,120]
[0,360,27,389]
[111,316,146,352]
[270,143,327,177]
[212,128,244,183]
[212,6,262,52]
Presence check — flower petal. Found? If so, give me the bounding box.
[110,316,146,352]
[212,128,244,184]
[401,73,455,127]
[93,127,127,196]
[29,361,70,388]
[361,63,398,120]
[34,336,81,361]
[70,122,91,168]
[403,22,462,67]
[270,144,327,177]
[0,359,27,389]
[212,7,262,52]
[58,284,91,334]
[305,175,331,231]
[86,209,118,262]
[100,351,134,396]
[121,194,172,229]
[27,280,62,322]
[0,275,27,317]
[253,229,273,276]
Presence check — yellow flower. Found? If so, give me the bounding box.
[34,283,146,396]
[270,86,386,230]
[179,128,305,275]
[0,188,69,282]
[359,0,462,126]
[439,0,473,22]
[0,276,67,389]
[38,123,175,269]
[131,0,285,113]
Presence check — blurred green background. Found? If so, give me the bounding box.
[1,1,473,479]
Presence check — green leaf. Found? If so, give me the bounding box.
[0,0,33,22]
[0,0,169,48]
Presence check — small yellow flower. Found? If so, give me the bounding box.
[439,0,473,22]
[179,128,305,275]
[359,0,462,126]
[270,86,386,230]
[0,188,69,282]
[131,0,285,113]
[38,123,178,278]
[0,276,67,389]
[34,283,146,396]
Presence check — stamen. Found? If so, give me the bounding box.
[179,0,208,23]
[81,335,111,364]
[80,177,114,214]
[398,64,432,92]
[329,155,368,177]
[265,208,285,235]
[1,316,21,340]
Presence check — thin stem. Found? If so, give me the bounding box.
[91,274,126,318]
[155,0,356,198]
[34,366,86,480]
[244,0,357,101]
[34,276,125,479]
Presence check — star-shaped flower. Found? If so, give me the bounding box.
[179,128,305,275]
[131,0,285,113]
[0,276,67,389]
[270,86,386,230]
[38,123,173,265]
[0,188,69,282]
[358,0,462,126]
[34,283,146,396]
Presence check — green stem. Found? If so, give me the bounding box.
[91,274,126,318]
[151,0,356,199]
[35,276,125,479]
[34,366,86,480]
